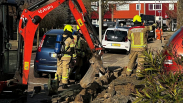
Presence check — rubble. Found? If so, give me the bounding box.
[51,67,144,103]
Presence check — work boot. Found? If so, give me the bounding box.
[62,84,68,89]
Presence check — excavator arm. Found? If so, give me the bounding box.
[18,0,104,86]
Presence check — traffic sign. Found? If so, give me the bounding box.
[158,11,161,13]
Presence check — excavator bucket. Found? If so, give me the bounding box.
[80,53,105,88]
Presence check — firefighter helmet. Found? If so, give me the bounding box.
[64,25,73,33]
[133,15,142,23]
[77,25,80,31]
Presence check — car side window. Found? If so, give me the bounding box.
[42,35,57,48]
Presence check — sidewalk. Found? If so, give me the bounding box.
[9,40,38,51]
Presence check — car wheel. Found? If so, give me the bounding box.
[126,50,130,55]
[34,71,42,78]
[104,50,108,53]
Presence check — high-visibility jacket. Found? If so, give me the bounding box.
[155,29,163,40]
[128,25,155,51]
[63,34,75,58]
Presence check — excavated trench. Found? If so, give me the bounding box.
[50,67,145,103]
[35,33,173,103]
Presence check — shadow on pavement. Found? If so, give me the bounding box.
[27,90,52,103]
[106,49,128,54]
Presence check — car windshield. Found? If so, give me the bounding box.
[106,30,127,42]
[167,29,181,46]
[42,35,57,48]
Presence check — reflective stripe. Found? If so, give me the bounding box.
[73,54,76,57]
[136,69,141,72]
[149,26,152,31]
[131,33,134,45]
[62,77,68,79]
[62,69,69,80]
[131,45,146,48]
[63,54,71,57]
[70,44,75,47]
[127,68,133,72]
[131,32,146,48]
[65,46,69,50]
[54,76,61,79]
[140,33,143,45]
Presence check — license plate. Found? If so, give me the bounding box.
[112,44,120,47]
[150,31,153,32]
[51,53,57,58]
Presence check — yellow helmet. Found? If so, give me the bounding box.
[77,25,80,31]
[133,15,142,23]
[64,25,73,33]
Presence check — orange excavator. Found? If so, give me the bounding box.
[0,0,105,102]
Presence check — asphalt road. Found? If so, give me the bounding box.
[27,50,127,103]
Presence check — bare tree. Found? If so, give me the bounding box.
[90,0,128,21]
[177,0,183,29]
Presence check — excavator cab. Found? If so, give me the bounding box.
[0,0,27,102]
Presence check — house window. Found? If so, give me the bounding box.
[91,5,98,11]
[154,4,161,10]
[136,4,141,10]
[116,4,129,11]
[169,4,174,10]
[149,4,162,10]
[149,4,153,10]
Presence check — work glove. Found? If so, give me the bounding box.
[153,23,157,27]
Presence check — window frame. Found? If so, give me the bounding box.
[116,4,129,11]
[91,5,98,11]
[149,4,162,10]
[136,4,141,10]
[169,3,174,10]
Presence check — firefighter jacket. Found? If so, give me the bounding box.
[128,24,156,51]
[62,33,75,58]
[74,32,87,57]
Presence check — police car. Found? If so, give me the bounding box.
[102,27,131,54]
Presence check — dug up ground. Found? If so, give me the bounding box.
[49,32,174,103]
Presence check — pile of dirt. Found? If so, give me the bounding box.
[51,67,145,103]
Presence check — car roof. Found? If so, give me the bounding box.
[106,27,129,31]
[46,29,64,35]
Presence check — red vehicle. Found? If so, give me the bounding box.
[164,28,183,73]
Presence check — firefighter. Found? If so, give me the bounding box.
[126,15,156,79]
[155,26,163,40]
[75,25,88,81]
[55,25,75,89]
